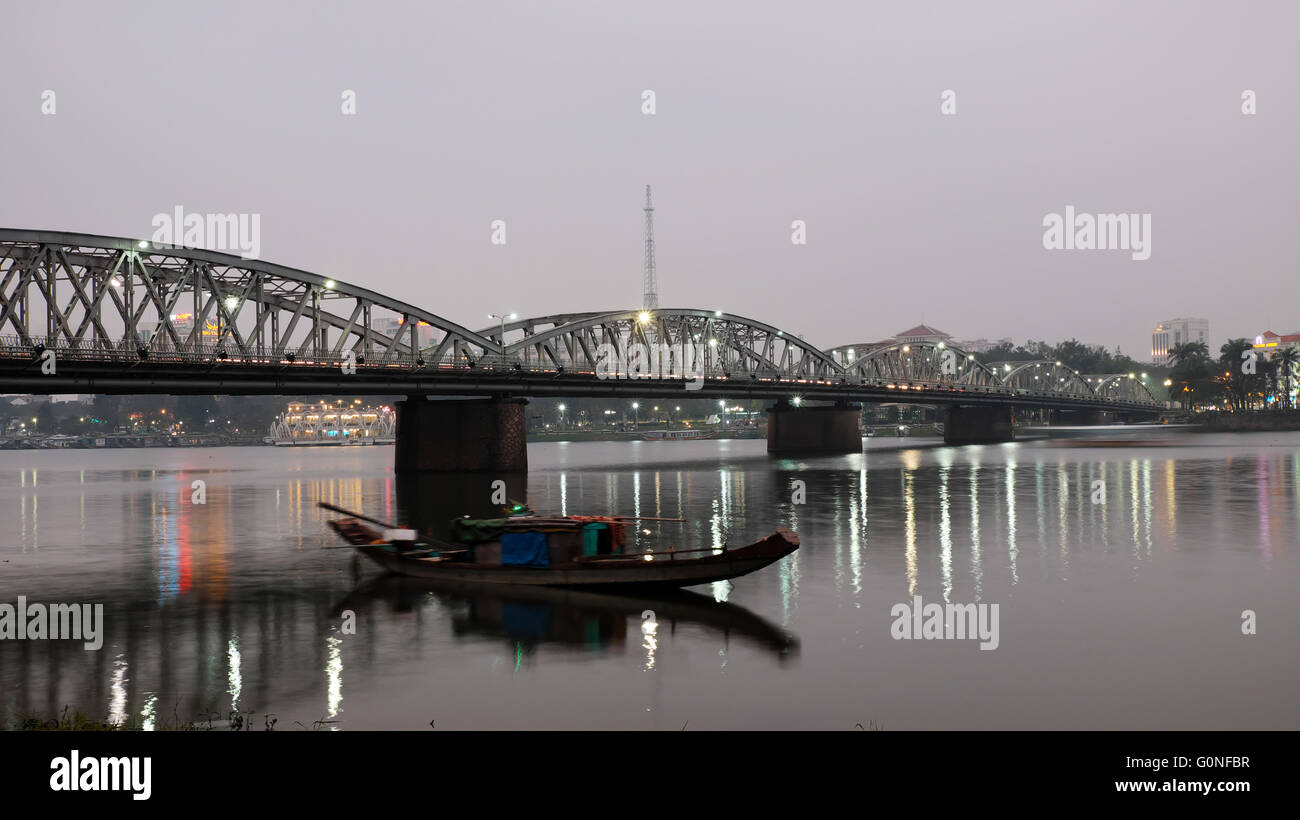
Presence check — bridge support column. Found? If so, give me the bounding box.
[766,402,862,455]
[395,397,528,473]
[943,405,1015,444]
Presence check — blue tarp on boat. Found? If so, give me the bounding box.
[501,531,549,567]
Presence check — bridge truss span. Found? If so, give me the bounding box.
[0,229,499,370]
[990,360,1096,399]
[495,308,845,383]
[1088,373,1159,404]
[0,229,1161,412]
[842,341,1002,390]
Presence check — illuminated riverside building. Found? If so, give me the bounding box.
[1151,317,1209,362]
[1253,330,1300,405]
[269,400,396,445]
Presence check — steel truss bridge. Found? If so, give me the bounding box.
[0,230,1159,413]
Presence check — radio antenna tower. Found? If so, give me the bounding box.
[642,185,659,310]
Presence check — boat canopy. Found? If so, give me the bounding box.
[450,515,628,554]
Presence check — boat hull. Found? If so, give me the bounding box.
[337,525,799,590]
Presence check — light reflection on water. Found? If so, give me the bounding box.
[0,431,1298,729]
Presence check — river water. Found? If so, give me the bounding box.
[1,430,1297,729]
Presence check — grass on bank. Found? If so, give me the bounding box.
[8,704,338,731]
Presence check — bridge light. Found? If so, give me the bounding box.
[708,338,717,347]
[638,311,651,324]
[324,280,336,290]
[937,342,945,349]
[110,277,123,288]
[224,296,239,310]
[632,402,639,409]
[792,396,802,406]
[137,240,149,249]
[714,310,722,317]
[1004,364,1012,372]
[901,345,910,352]
[1164,379,1173,387]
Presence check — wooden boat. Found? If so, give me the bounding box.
[320,502,799,589]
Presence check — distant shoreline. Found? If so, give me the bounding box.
[1194,412,1300,432]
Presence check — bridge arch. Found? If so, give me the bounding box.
[1088,373,1158,404]
[994,360,1095,398]
[499,308,846,381]
[0,229,500,367]
[843,341,1002,387]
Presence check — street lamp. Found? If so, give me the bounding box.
[488,312,518,349]
[557,403,566,430]
[632,402,639,428]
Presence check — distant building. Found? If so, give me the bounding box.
[954,337,1013,354]
[1152,317,1209,362]
[374,316,435,349]
[892,324,952,346]
[1254,330,1300,406]
[829,324,1010,366]
[1252,330,1300,352]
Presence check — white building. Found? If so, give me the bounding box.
[1151,318,1209,362]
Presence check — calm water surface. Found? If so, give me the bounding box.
[1,431,1298,729]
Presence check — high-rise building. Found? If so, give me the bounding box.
[1151,317,1209,362]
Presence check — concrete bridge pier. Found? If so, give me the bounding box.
[767,401,863,455]
[395,396,528,473]
[397,471,528,539]
[943,404,1015,444]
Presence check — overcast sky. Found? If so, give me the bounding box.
[2,1,1296,360]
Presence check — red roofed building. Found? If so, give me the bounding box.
[1252,330,1300,350]
[1254,330,1300,407]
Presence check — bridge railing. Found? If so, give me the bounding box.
[0,336,1159,408]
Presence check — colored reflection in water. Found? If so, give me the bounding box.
[0,432,1296,729]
